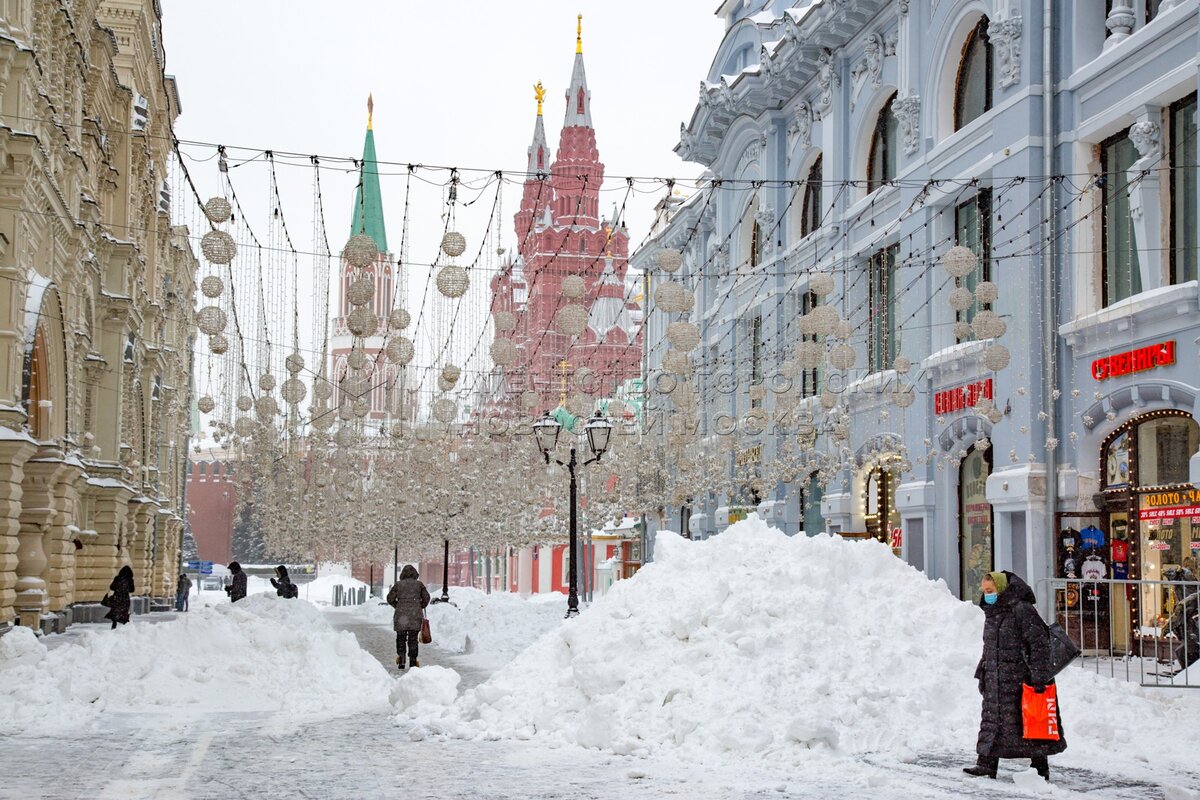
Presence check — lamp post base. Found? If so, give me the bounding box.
[564,606,579,619]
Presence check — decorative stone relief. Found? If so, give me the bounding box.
[698,81,712,109]
[988,15,1023,89]
[679,122,698,160]
[850,34,884,111]
[1129,120,1161,158]
[814,49,840,120]
[898,0,909,14]
[892,94,921,156]
[717,79,736,112]
[736,134,768,176]
[788,102,813,150]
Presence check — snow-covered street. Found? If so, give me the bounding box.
[3,523,1199,799]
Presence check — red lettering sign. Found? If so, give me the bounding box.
[934,379,994,417]
[1091,341,1175,381]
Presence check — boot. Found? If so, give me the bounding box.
[963,756,998,779]
[1031,756,1049,781]
[411,658,420,668]
[395,655,405,670]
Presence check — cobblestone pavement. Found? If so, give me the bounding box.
[0,609,1187,800]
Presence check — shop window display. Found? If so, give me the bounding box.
[958,445,994,600]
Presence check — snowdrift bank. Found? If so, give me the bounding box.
[394,516,1200,777]
[0,594,391,735]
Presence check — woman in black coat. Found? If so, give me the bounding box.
[965,570,1066,781]
[105,565,135,629]
[225,561,248,603]
[386,564,430,670]
[270,565,297,599]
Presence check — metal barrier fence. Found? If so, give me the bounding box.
[1042,578,1199,689]
[331,585,368,607]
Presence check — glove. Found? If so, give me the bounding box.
[1032,684,1046,694]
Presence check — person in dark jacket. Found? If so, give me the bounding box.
[105,565,135,629]
[386,564,430,670]
[175,573,192,612]
[270,565,297,599]
[965,570,1066,781]
[225,561,248,603]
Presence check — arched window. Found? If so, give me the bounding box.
[577,88,586,115]
[954,17,993,131]
[750,219,762,269]
[26,326,48,438]
[537,146,544,170]
[800,155,823,239]
[867,92,899,193]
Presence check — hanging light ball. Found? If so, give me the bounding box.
[565,393,590,417]
[441,364,461,387]
[954,321,972,340]
[204,196,232,224]
[572,367,596,391]
[347,307,379,337]
[254,396,278,419]
[436,265,470,298]
[197,306,228,336]
[820,388,838,409]
[200,230,237,265]
[285,352,305,375]
[313,381,333,401]
[986,407,1004,424]
[833,319,854,341]
[891,384,916,408]
[974,280,999,305]
[432,398,456,423]
[200,275,224,299]
[666,321,701,352]
[657,248,684,273]
[234,417,256,437]
[385,336,414,365]
[893,355,911,374]
[653,281,693,314]
[807,304,838,336]
[348,276,375,307]
[236,395,254,412]
[555,304,589,336]
[490,338,517,367]
[337,403,354,422]
[941,245,979,278]
[829,343,856,371]
[281,378,307,405]
[662,349,691,376]
[971,310,1006,340]
[388,308,411,330]
[984,344,1011,372]
[347,347,367,370]
[209,334,229,355]
[441,231,467,258]
[521,391,540,411]
[352,398,370,418]
[794,341,823,370]
[562,275,586,300]
[197,395,216,414]
[948,287,974,311]
[494,311,517,333]
[344,234,378,268]
[808,272,835,297]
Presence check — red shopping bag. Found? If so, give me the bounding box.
[1021,683,1061,741]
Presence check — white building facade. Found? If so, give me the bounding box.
[632,0,1198,604]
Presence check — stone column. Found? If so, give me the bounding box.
[127,497,155,595]
[0,433,36,626]
[45,458,84,612]
[16,456,69,628]
[77,478,133,602]
[152,513,179,601]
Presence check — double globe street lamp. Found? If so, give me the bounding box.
[533,409,614,618]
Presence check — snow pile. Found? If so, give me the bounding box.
[0,594,391,735]
[395,516,1200,776]
[424,587,567,671]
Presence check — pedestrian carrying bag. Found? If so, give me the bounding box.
[420,616,432,645]
[1047,622,1081,677]
[100,594,113,608]
[1021,683,1061,741]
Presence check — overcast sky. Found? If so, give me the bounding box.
[163,1,725,414]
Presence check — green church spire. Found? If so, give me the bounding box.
[350,94,387,252]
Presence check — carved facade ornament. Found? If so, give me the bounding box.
[987,15,1023,89]
[788,102,814,150]
[736,134,768,176]
[1129,120,1161,158]
[698,81,712,108]
[892,94,921,156]
[851,34,885,110]
[679,122,698,160]
[815,49,840,120]
[783,11,805,43]
[898,0,909,14]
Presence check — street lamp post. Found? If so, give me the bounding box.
[534,410,612,618]
[431,537,451,604]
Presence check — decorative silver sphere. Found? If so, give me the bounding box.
[204,196,232,224]
[562,275,586,300]
[441,231,467,258]
[385,336,414,365]
[388,308,411,330]
[436,265,470,298]
[344,234,378,268]
[200,230,237,264]
[197,306,228,336]
[201,275,224,298]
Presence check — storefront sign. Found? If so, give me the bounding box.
[1139,488,1200,520]
[934,379,993,416]
[1140,505,1200,521]
[1191,541,1200,551]
[735,445,762,466]
[1149,541,1172,551]
[1090,340,1175,381]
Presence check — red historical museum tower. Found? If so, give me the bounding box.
[488,18,643,413]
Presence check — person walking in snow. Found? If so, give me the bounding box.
[270,565,298,599]
[225,561,248,603]
[386,564,430,670]
[175,573,192,611]
[104,565,135,629]
[965,570,1066,782]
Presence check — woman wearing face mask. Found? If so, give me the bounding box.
[965,570,1066,782]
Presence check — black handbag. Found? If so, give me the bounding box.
[1047,622,1081,677]
[100,593,113,608]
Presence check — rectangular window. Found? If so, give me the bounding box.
[800,291,819,397]
[1101,131,1142,305]
[868,244,899,373]
[800,156,823,239]
[1170,94,1198,285]
[955,189,992,332]
[749,314,763,408]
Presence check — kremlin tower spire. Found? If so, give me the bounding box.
[550,14,602,227]
[350,93,387,252]
[516,82,551,244]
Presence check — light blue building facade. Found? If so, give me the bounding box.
[632,0,1199,604]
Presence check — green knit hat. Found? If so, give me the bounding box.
[987,571,1009,595]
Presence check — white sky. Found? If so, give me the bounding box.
[163,1,725,416]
